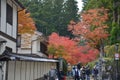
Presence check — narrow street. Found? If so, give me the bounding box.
[0,0,120,80]
[66,76,94,80]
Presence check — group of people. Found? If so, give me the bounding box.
[69,65,99,80]
[45,65,99,80]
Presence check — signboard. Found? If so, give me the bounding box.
[115,53,119,60]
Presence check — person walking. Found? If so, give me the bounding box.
[92,66,98,80]
[58,68,64,80]
[71,66,75,78]
[49,66,58,80]
[77,62,81,70]
[81,66,86,80]
[74,66,80,80]
[85,65,91,80]
[67,63,72,77]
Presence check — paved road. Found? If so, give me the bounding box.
[66,76,94,80]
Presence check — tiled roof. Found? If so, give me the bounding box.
[0,50,58,62]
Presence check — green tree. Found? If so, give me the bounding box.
[62,0,79,37]
[64,0,79,22]
[19,0,79,37]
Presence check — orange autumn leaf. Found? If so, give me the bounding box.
[18,9,36,34]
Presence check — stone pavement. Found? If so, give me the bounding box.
[66,76,94,80]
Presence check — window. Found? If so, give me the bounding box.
[17,34,21,48]
[40,42,47,54]
[6,4,13,25]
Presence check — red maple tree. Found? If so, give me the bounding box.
[47,32,80,64]
[68,7,109,50]
[48,32,99,64]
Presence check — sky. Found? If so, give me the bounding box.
[76,0,83,12]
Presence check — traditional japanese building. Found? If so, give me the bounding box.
[0,0,59,80]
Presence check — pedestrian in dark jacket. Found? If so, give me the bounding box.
[74,66,80,80]
[77,62,81,70]
[92,66,98,80]
[85,65,91,80]
[81,66,86,80]
[58,69,64,80]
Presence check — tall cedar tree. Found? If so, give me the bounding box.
[63,0,79,37]
[19,0,79,37]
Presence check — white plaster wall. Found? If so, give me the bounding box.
[18,46,46,57]
[17,32,47,57]
[1,0,17,39]
[40,62,44,77]
[6,23,12,36]
[38,62,41,78]
[0,0,18,54]
[34,62,38,79]
[8,61,15,80]
[18,49,31,54]
[32,41,47,57]
[30,62,34,80]
[26,62,30,80]
[0,62,7,80]
[0,0,1,30]
[0,42,6,55]
[7,61,57,80]
[0,36,16,53]
[12,4,17,38]
[0,0,18,80]
[15,61,21,80]
[1,0,6,32]
[21,61,26,80]
[32,41,38,53]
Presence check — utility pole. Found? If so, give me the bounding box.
[98,39,104,80]
[115,43,119,80]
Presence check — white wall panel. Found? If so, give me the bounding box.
[12,4,17,39]
[34,62,38,79]
[1,0,17,38]
[6,61,57,80]
[21,61,26,80]
[44,62,47,73]
[30,62,34,80]
[1,0,6,32]
[8,61,15,80]
[38,62,41,78]
[0,0,1,30]
[0,36,16,52]
[6,23,12,36]
[26,62,30,80]
[40,62,44,77]
[15,61,21,80]
[0,17,1,31]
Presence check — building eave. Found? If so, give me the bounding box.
[14,0,25,11]
[0,50,58,62]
